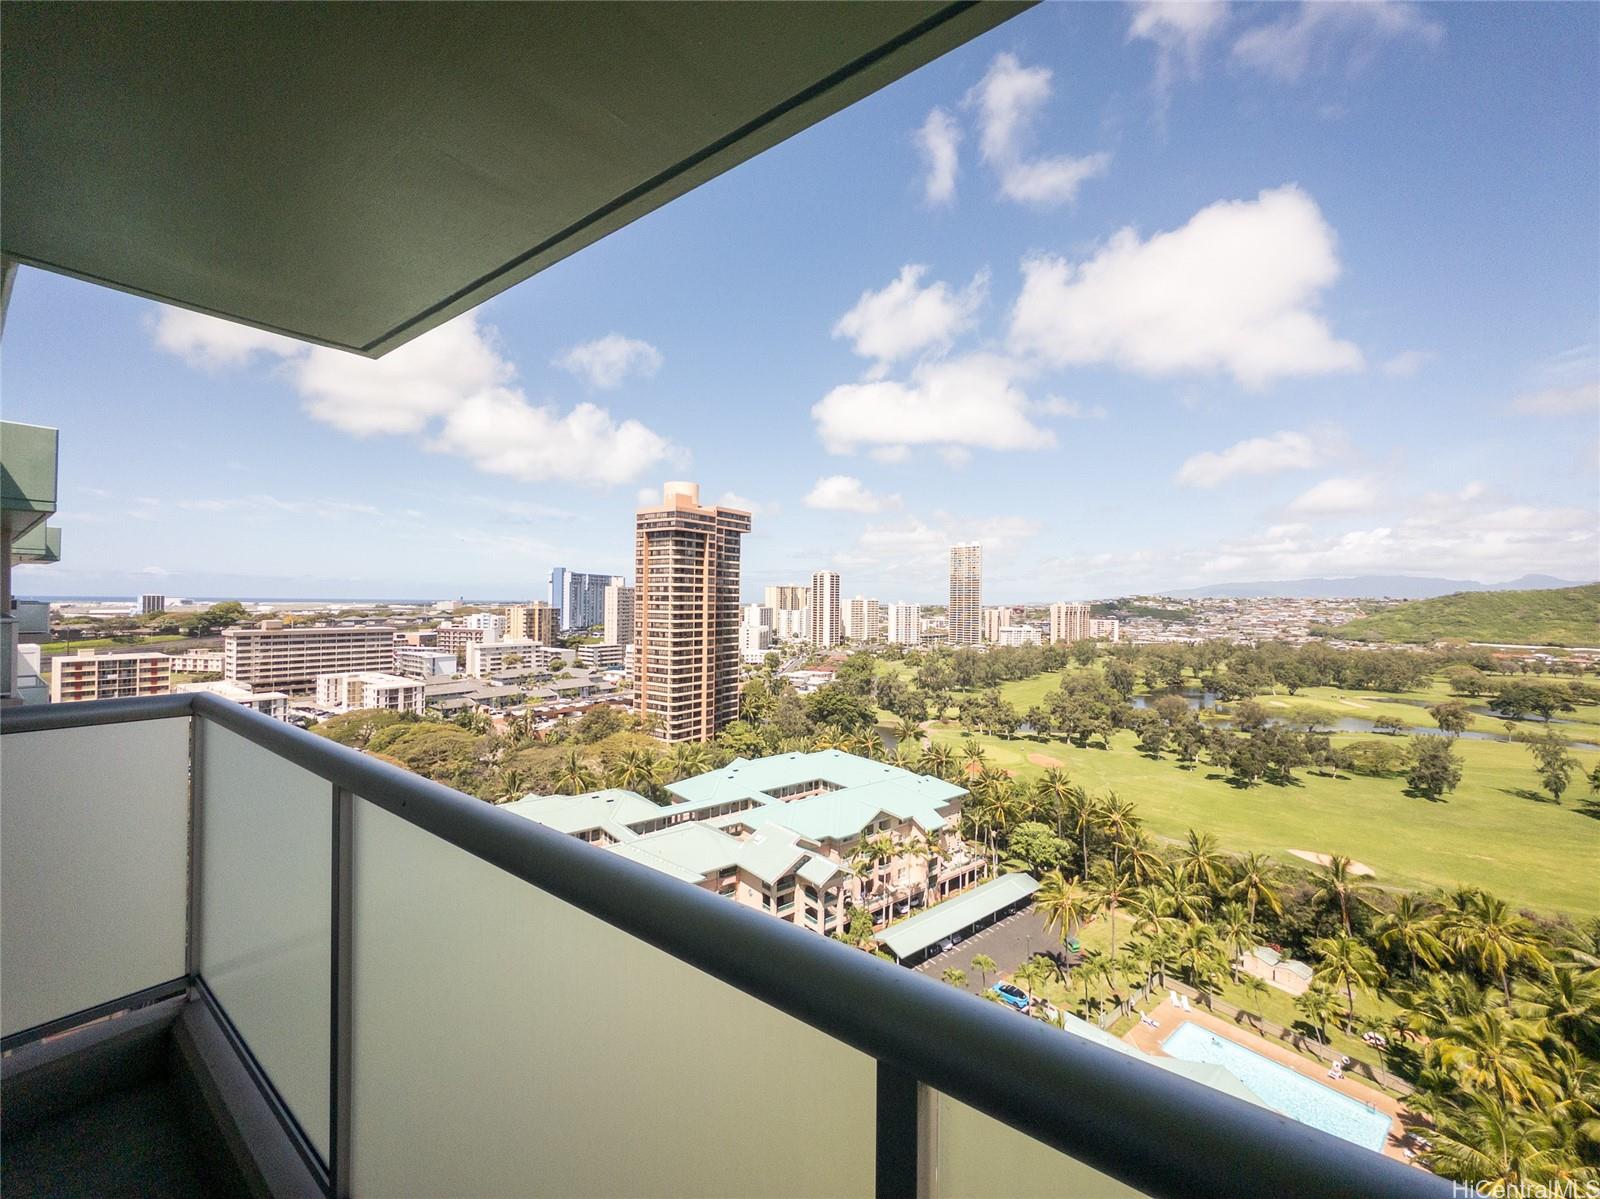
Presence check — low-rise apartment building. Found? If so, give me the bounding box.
[508,750,983,935]
[167,649,225,674]
[996,624,1041,647]
[223,622,397,694]
[49,648,171,703]
[464,638,573,678]
[432,624,486,660]
[175,679,291,721]
[575,643,626,670]
[314,671,424,715]
[393,646,458,679]
[886,601,921,646]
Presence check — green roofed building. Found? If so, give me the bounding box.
[876,873,1040,964]
[506,749,988,937]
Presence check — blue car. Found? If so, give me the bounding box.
[991,983,1030,1011]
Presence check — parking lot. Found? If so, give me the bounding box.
[912,906,1061,996]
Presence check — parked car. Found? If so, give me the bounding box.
[991,983,1030,1011]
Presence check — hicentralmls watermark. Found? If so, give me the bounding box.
[1452,1183,1600,1199]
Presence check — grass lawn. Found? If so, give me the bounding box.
[39,634,185,652]
[930,724,1600,917]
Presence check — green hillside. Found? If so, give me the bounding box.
[1332,583,1600,646]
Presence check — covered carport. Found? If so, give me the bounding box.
[877,872,1039,966]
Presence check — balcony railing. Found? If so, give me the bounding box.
[0,692,1449,1198]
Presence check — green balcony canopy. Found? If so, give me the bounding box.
[2,2,1025,357]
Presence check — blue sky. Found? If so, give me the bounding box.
[6,2,1597,602]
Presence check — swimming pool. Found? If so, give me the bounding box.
[1161,1021,1392,1152]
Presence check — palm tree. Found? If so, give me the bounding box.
[1118,829,1165,888]
[1033,768,1074,838]
[1295,982,1340,1043]
[1309,934,1385,1032]
[1435,1009,1550,1109]
[1177,829,1229,896]
[889,743,922,773]
[1096,793,1140,876]
[892,716,923,748]
[1373,893,1448,978]
[1074,954,1113,1017]
[941,967,967,988]
[970,954,998,989]
[920,741,957,782]
[1035,869,1102,950]
[1173,923,1226,999]
[1515,965,1600,1054]
[1213,901,1257,980]
[665,741,712,783]
[959,738,989,776]
[1312,854,1377,935]
[1425,1094,1565,1191]
[552,749,598,796]
[606,747,657,794]
[1229,852,1283,928]
[1157,863,1213,925]
[1061,786,1101,879]
[1241,975,1272,1029]
[1445,891,1552,1004]
[494,767,529,804]
[1087,860,1132,984]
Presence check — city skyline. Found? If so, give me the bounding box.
[3,4,1596,602]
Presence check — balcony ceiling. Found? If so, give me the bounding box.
[1,2,1025,357]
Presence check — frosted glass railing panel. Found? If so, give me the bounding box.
[1,720,190,1037]
[350,799,877,1199]
[928,1088,1147,1199]
[196,721,331,1160]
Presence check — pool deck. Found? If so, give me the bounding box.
[1124,996,1421,1166]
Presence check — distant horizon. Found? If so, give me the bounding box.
[22,571,1594,610]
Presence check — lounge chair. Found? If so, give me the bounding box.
[1179,994,1192,1012]
[1169,990,1180,1007]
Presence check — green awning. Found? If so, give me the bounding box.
[2,2,1027,356]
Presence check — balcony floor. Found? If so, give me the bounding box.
[3,1076,207,1199]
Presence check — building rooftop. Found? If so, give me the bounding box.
[667,749,965,843]
[876,873,1040,961]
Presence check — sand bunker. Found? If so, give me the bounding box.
[1027,753,1065,768]
[1289,850,1375,876]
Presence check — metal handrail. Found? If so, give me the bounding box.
[1,694,1450,1198]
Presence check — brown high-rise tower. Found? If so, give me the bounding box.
[634,482,751,743]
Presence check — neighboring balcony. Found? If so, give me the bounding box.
[1,693,1447,1199]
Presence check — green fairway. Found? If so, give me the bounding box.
[930,724,1600,917]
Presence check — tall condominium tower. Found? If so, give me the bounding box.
[634,482,751,743]
[886,601,922,646]
[603,581,635,646]
[506,601,559,645]
[762,584,810,612]
[808,570,842,648]
[1049,601,1093,644]
[549,566,623,631]
[948,543,982,646]
[845,596,880,643]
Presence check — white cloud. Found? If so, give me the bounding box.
[804,475,898,514]
[154,307,675,486]
[1128,2,1230,99]
[812,353,1054,457]
[717,492,773,516]
[836,513,1040,589]
[916,108,962,206]
[1037,395,1108,420]
[1009,185,1362,387]
[152,309,302,369]
[1233,2,1443,83]
[1381,349,1433,378]
[964,53,1110,207]
[427,394,674,486]
[553,333,663,390]
[636,487,661,506]
[1511,382,1599,417]
[870,445,912,465]
[1288,475,1381,514]
[1176,431,1318,487]
[833,265,987,373]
